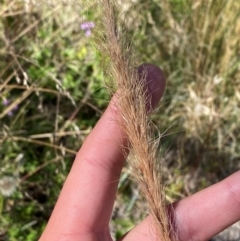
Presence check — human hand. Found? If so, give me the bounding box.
[39,64,240,241]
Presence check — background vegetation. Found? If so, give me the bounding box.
[0,0,239,240]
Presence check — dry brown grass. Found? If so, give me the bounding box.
[121,0,240,193]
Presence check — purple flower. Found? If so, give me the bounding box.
[8,105,18,116]
[3,99,9,106]
[81,22,95,30]
[2,98,18,116]
[85,29,92,37]
[80,21,95,36]
[7,111,14,116]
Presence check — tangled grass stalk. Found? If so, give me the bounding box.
[97,0,175,240]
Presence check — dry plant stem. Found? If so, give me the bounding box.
[100,1,174,240]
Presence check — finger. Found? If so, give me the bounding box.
[40,64,166,240]
[120,170,240,241]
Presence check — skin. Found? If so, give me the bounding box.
[39,64,240,241]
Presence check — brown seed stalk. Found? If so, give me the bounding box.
[97,0,175,240]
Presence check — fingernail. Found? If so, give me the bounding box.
[138,63,166,111]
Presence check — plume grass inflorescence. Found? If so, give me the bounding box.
[97,1,174,240]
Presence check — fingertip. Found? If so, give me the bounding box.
[138,63,166,110]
